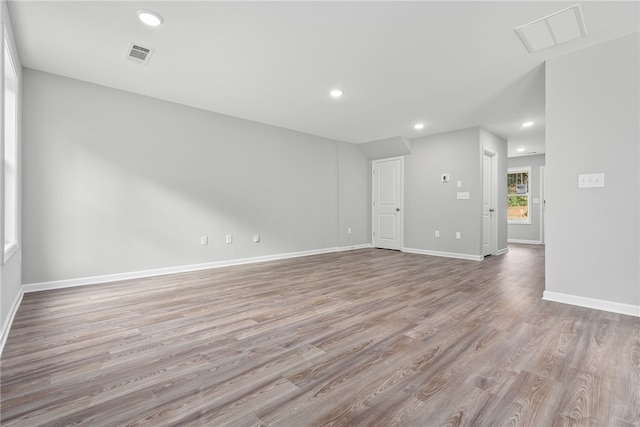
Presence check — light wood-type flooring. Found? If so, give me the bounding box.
[1,245,639,426]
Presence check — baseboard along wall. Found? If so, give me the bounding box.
[402,247,484,261]
[22,245,373,294]
[0,290,24,357]
[543,291,640,318]
[508,239,542,245]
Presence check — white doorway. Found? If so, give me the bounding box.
[372,157,403,250]
[482,149,497,256]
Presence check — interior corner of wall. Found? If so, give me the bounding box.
[401,137,413,155]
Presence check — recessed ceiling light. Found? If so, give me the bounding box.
[330,89,343,98]
[517,147,526,152]
[414,123,425,130]
[522,121,534,127]
[138,10,163,27]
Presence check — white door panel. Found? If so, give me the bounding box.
[379,167,396,205]
[379,214,397,240]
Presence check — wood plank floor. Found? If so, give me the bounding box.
[1,245,639,426]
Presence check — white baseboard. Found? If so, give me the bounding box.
[543,291,640,317]
[496,247,509,256]
[402,247,483,261]
[0,287,24,356]
[22,245,372,294]
[508,239,542,245]
[336,243,373,252]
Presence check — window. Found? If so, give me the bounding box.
[507,167,530,224]
[4,33,18,258]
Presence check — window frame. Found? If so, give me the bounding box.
[507,166,531,225]
[4,27,19,262]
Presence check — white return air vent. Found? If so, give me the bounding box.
[515,4,587,53]
[125,42,154,65]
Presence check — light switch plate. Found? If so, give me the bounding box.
[456,192,470,200]
[578,173,605,188]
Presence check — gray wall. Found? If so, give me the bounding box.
[338,142,371,247]
[404,127,507,257]
[22,69,370,284]
[545,33,639,307]
[360,136,412,160]
[508,154,545,243]
[1,0,23,348]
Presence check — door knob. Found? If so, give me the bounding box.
[396,208,400,212]
[489,209,495,212]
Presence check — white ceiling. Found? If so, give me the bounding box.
[8,1,640,156]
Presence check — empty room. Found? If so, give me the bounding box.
[0,1,638,426]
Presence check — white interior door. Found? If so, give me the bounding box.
[482,150,495,256]
[373,158,403,250]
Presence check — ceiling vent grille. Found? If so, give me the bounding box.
[515,4,587,53]
[125,42,154,65]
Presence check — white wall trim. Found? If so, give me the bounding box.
[22,245,371,294]
[539,166,546,245]
[402,247,484,261]
[496,247,509,256]
[0,287,24,356]
[543,291,640,317]
[336,243,373,252]
[508,239,542,245]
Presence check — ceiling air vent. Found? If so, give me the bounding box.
[125,42,154,65]
[515,4,587,53]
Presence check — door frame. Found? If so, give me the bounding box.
[371,156,404,250]
[482,148,498,256]
[540,166,546,245]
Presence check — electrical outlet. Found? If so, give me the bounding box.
[456,232,461,240]
[348,227,352,234]
[225,234,233,244]
[200,236,208,246]
[435,230,440,238]
[253,234,260,243]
